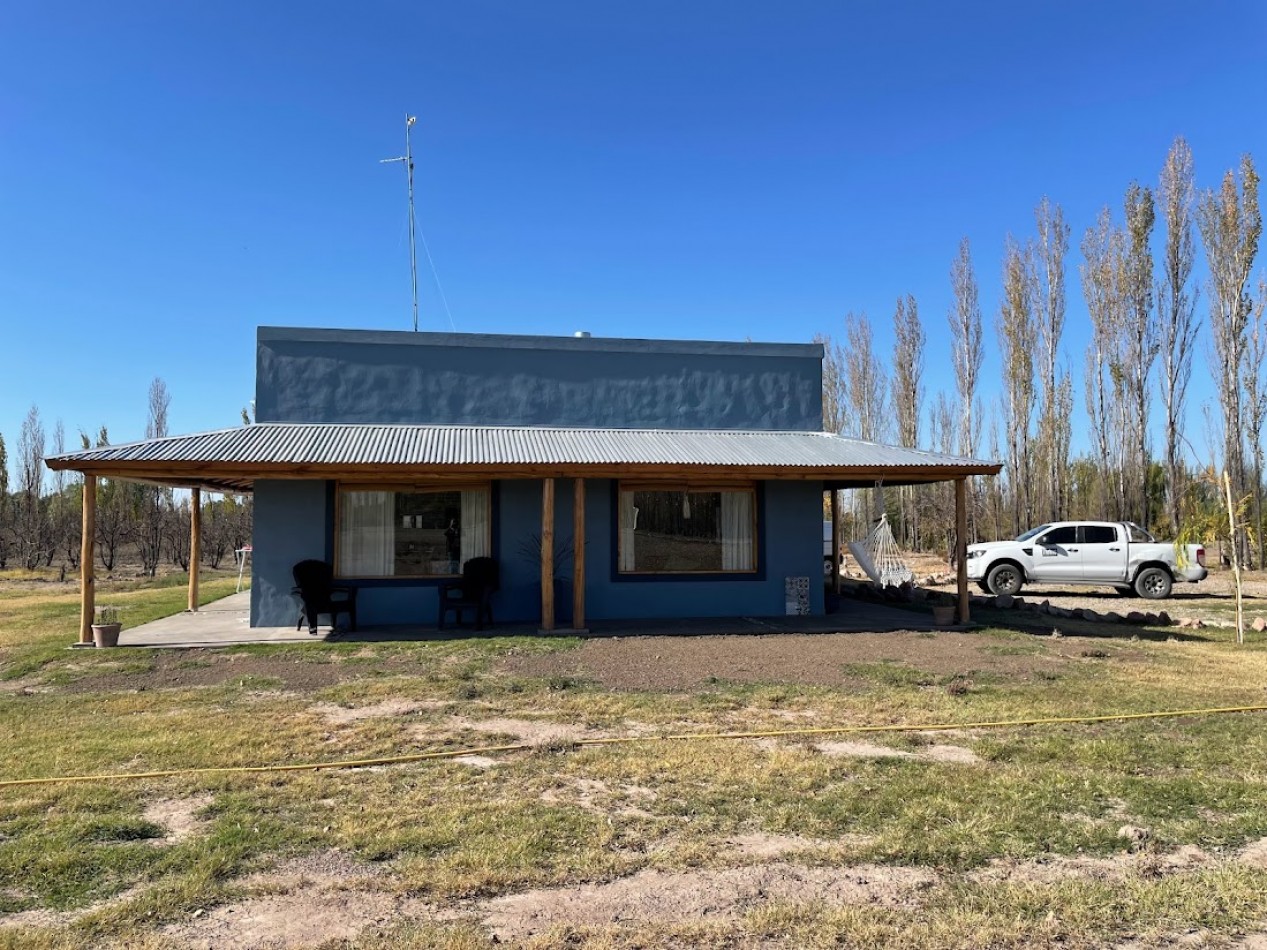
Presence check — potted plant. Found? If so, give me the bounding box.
[931,594,956,626]
[92,604,123,648]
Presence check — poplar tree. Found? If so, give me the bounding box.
[1080,207,1126,519]
[997,237,1037,532]
[0,433,9,569]
[949,238,983,538]
[843,312,889,521]
[892,294,924,546]
[1244,277,1267,567]
[1121,182,1157,526]
[16,406,48,570]
[1198,154,1261,564]
[94,425,127,572]
[814,332,847,435]
[843,311,889,444]
[949,239,983,459]
[135,377,172,576]
[1033,198,1071,521]
[1157,137,1200,535]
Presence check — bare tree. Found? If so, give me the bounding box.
[1245,277,1267,567]
[1081,207,1126,518]
[48,420,81,573]
[949,238,984,538]
[982,407,1005,540]
[843,312,889,521]
[997,237,1038,532]
[1157,136,1201,535]
[93,426,127,572]
[927,392,958,561]
[843,312,889,443]
[1121,182,1157,526]
[0,433,10,569]
[892,294,924,546]
[134,377,173,576]
[1198,154,1261,564]
[949,239,983,459]
[1033,197,1071,521]
[146,378,171,441]
[165,496,192,571]
[16,406,49,570]
[815,332,847,435]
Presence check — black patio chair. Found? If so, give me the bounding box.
[438,557,499,631]
[291,559,358,636]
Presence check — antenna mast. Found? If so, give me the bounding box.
[380,114,419,331]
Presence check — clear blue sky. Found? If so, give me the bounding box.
[2,1,1265,468]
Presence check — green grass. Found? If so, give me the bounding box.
[2,577,1267,947]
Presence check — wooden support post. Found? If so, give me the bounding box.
[573,478,586,630]
[541,478,555,631]
[830,488,841,595]
[188,487,202,612]
[955,477,969,624]
[79,476,96,645]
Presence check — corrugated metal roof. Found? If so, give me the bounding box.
[48,423,995,471]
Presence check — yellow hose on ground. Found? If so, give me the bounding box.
[2,704,1265,790]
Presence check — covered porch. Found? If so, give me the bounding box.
[46,423,1000,643]
[113,590,946,649]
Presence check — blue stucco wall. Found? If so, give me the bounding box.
[250,476,825,627]
[255,328,823,431]
[249,479,329,627]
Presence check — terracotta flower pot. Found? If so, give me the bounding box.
[931,606,956,626]
[92,623,122,648]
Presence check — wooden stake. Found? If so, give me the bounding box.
[541,478,555,631]
[573,478,585,630]
[830,489,841,595]
[188,487,201,612]
[80,476,96,644]
[955,477,969,624]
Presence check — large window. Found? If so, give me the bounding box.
[618,484,756,574]
[337,485,490,578]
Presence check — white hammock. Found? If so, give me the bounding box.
[846,513,914,587]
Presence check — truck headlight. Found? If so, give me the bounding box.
[965,549,983,559]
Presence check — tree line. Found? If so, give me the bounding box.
[0,378,253,576]
[822,137,1264,564]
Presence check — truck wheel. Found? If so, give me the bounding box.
[986,563,1023,596]
[824,557,833,577]
[1134,567,1173,600]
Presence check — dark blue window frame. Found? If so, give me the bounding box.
[327,480,500,588]
[608,480,766,583]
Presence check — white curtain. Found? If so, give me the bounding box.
[460,489,490,561]
[339,491,394,576]
[721,491,754,571]
[619,491,638,571]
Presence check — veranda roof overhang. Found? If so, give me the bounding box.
[44,423,1001,493]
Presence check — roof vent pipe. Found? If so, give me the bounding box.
[574,330,591,338]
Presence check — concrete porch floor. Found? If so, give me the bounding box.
[108,592,946,649]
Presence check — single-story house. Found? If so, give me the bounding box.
[47,326,999,640]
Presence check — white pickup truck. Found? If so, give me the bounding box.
[966,521,1207,600]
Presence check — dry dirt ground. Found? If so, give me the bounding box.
[903,553,1266,624]
[9,817,1267,947]
[498,629,1136,691]
[9,629,1136,696]
[53,650,429,694]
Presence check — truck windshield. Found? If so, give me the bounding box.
[1015,524,1053,542]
